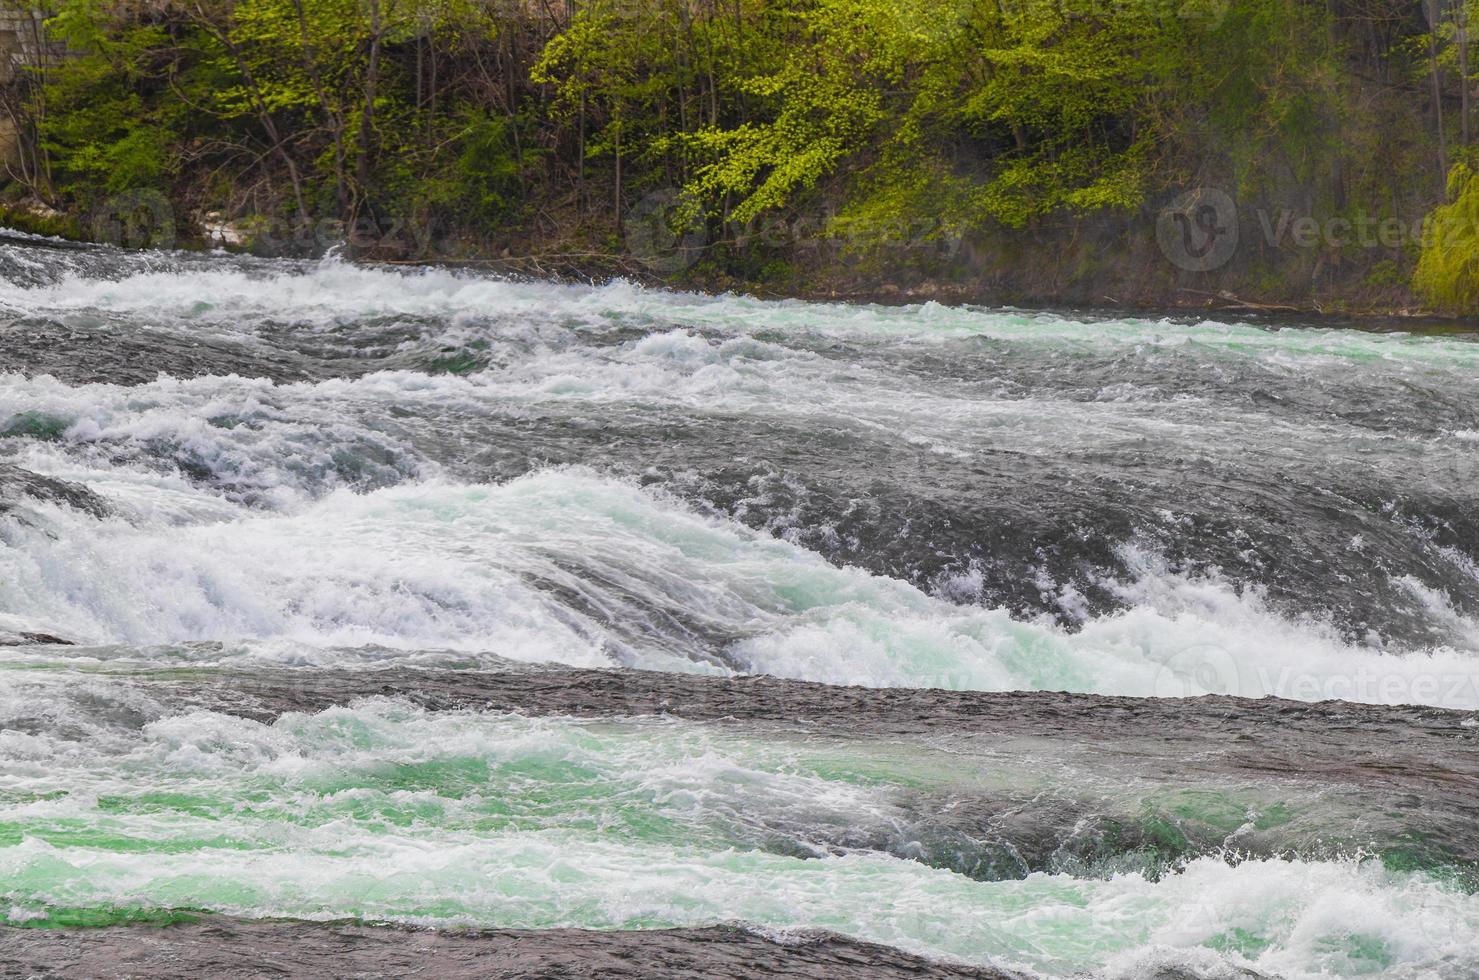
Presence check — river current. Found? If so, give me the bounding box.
[1,235,1478,978]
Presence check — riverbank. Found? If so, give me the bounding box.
[1,214,1443,326]
[6,176,1447,322]
[10,0,1479,319]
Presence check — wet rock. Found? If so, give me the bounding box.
[0,462,108,519]
[0,320,322,385]
[0,917,1020,980]
[199,210,250,248]
[0,631,72,646]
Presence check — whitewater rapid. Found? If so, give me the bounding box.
[3,240,1479,978]
[5,466,1479,705]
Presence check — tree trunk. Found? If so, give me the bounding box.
[1460,0,1472,144]
[356,0,384,219]
[191,4,310,223]
[578,93,586,217]
[23,10,51,192]
[290,0,351,219]
[1430,0,1451,185]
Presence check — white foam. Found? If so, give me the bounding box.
[0,698,1473,979]
[4,252,1479,369]
[1,834,1473,978]
[5,249,1479,979]
[3,468,1478,707]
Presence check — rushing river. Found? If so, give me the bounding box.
[1,234,1478,978]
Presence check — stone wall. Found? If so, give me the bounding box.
[0,9,56,83]
[0,8,60,166]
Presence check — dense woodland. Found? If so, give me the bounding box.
[4,0,1479,312]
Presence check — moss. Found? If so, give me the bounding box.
[1415,164,1479,314]
[0,205,83,241]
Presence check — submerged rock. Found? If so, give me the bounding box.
[0,917,1020,980]
[0,462,108,520]
[0,631,72,646]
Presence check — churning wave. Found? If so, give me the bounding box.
[2,696,1478,979]
[4,242,1479,979]
[1,466,1477,707]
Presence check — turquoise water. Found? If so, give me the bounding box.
[3,250,1479,977]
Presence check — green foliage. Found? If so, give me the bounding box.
[407,111,524,224]
[0,205,79,241]
[524,0,1362,246]
[672,0,903,224]
[1416,164,1479,311]
[0,0,1460,307]
[33,6,179,204]
[452,115,522,216]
